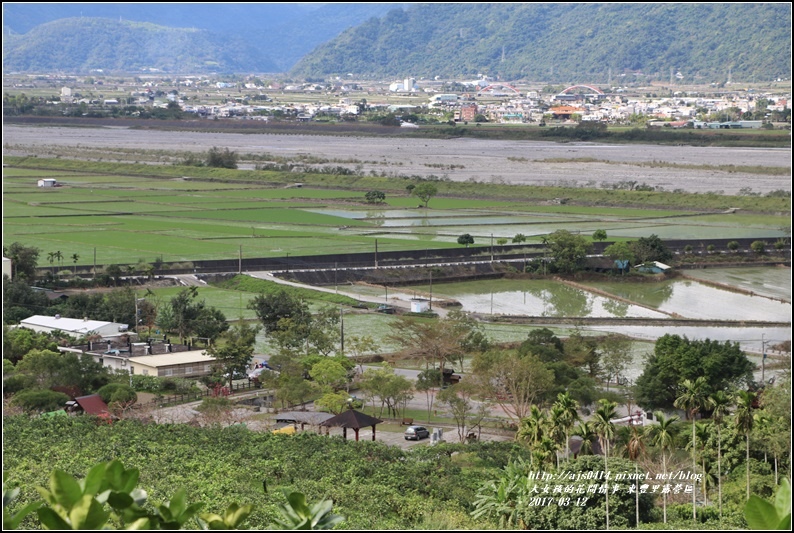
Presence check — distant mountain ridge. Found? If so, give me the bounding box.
[291,3,792,83]
[2,18,278,73]
[3,3,790,79]
[2,3,397,73]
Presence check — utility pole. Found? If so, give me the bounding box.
[429,268,433,311]
[339,305,344,356]
[761,334,768,383]
[238,245,242,274]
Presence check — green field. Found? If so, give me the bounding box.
[3,160,790,267]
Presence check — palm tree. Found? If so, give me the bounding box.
[54,250,63,275]
[47,251,56,275]
[549,404,566,468]
[593,399,617,530]
[686,421,712,504]
[71,253,80,277]
[674,376,709,522]
[626,424,647,527]
[553,392,580,463]
[708,390,732,520]
[734,390,756,500]
[516,405,548,462]
[572,421,597,456]
[649,411,679,524]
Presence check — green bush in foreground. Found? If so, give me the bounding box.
[2,459,340,530]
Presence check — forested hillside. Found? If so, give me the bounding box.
[2,3,397,73]
[2,18,278,73]
[291,3,792,82]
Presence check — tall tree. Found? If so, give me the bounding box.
[708,389,732,520]
[3,242,40,280]
[649,412,679,524]
[635,334,753,411]
[592,399,617,530]
[472,349,553,423]
[415,368,442,423]
[204,322,259,391]
[387,314,472,387]
[599,333,633,389]
[626,425,647,527]
[734,390,756,501]
[630,234,672,264]
[674,376,709,523]
[603,241,635,274]
[546,229,593,274]
[248,289,310,335]
[552,392,579,462]
[411,182,438,208]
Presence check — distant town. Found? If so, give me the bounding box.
[3,72,791,128]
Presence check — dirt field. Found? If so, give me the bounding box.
[4,124,791,195]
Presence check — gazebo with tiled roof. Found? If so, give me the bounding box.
[319,409,383,441]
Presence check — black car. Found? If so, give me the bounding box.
[404,426,430,440]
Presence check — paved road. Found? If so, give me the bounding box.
[247,270,451,317]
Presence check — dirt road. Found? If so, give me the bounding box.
[4,125,790,195]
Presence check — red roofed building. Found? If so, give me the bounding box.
[70,394,110,416]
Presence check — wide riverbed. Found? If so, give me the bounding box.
[4,124,791,195]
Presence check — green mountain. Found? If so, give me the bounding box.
[2,17,278,73]
[2,4,399,73]
[290,3,792,83]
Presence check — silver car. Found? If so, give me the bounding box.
[404,426,430,440]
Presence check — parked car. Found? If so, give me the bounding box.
[375,304,395,314]
[248,367,267,380]
[223,370,248,380]
[404,425,430,440]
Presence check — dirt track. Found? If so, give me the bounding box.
[3,124,791,195]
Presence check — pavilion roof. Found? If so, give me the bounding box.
[319,409,382,429]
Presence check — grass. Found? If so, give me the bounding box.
[3,157,789,267]
[213,274,360,306]
[5,156,790,212]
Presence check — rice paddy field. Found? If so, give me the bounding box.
[3,166,789,268]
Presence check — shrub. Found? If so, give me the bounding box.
[206,147,238,169]
[96,383,136,405]
[10,389,69,414]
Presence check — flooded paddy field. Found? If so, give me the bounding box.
[582,278,790,322]
[681,266,791,302]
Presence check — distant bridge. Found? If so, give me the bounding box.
[477,83,521,96]
[558,84,605,96]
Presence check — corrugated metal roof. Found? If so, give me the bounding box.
[74,394,109,415]
[20,315,126,334]
[128,350,216,367]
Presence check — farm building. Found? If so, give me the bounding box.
[634,261,672,274]
[37,178,57,187]
[128,350,218,378]
[18,315,128,337]
[410,298,431,313]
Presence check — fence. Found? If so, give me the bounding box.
[140,380,261,408]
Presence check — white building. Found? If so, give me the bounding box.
[19,315,128,337]
[2,257,11,278]
[37,178,57,187]
[410,298,431,313]
[129,350,218,378]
